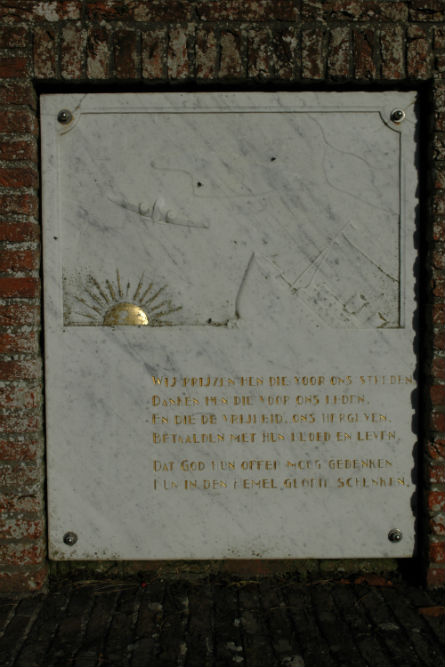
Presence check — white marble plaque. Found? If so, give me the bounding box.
[41,92,418,560]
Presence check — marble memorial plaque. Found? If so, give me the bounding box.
[41,93,418,560]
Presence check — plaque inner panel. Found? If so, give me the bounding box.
[41,92,418,560]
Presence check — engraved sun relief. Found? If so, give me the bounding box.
[65,270,181,327]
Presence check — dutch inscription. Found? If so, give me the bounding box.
[149,374,411,494]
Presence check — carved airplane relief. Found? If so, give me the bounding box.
[107,193,208,229]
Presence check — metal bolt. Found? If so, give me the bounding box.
[57,109,73,124]
[63,531,78,546]
[390,109,405,124]
[388,528,402,543]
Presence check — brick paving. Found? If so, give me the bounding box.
[0,576,443,667]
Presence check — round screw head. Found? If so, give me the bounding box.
[390,109,405,124]
[388,528,402,543]
[57,109,73,124]
[63,531,78,546]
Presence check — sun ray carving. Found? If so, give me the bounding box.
[72,270,181,327]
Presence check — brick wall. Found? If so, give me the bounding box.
[0,0,443,592]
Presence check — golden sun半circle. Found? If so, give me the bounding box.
[103,302,149,326]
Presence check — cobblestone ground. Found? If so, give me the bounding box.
[0,577,443,667]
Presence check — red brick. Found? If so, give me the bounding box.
[407,26,434,79]
[142,28,166,79]
[247,28,271,80]
[409,0,445,21]
[0,223,39,243]
[85,0,132,19]
[368,1,410,21]
[0,462,42,488]
[353,574,393,586]
[0,168,38,190]
[0,434,39,468]
[0,303,39,327]
[428,491,445,512]
[328,27,350,78]
[427,439,445,461]
[0,81,36,108]
[196,27,217,79]
[0,1,80,21]
[324,0,408,21]
[432,247,445,272]
[430,513,445,536]
[426,566,445,588]
[434,26,445,51]
[433,166,445,190]
[380,25,405,79]
[434,80,445,112]
[221,559,300,577]
[419,605,445,616]
[219,30,244,79]
[33,27,58,79]
[432,217,445,242]
[133,0,193,22]
[0,110,38,135]
[431,356,445,380]
[429,463,445,484]
[432,304,445,327]
[435,110,445,130]
[167,26,192,80]
[430,264,445,284]
[0,518,43,540]
[0,249,39,273]
[114,30,139,79]
[61,24,85,79]
[433,134,445,161]
[0,139,37,162]
[0,360,41,381]
[434,331,445,351]
[0,277,39,298]
[86,0,192,22]
[301,0,324,21]
[195,0,298,21]
[0,26,29,48]
[0,56,29,79]
[87,26,110,79]
[0,440,40,462]
[353,28,376,79]
[429,541,445,564]
[436,53,445,73]
[433,191,445,216]
[431,411,445,432]
[0,332,38,355]
[302,27,325,79]
[0,542,45,567]
[0,387,39,411]
[431,385,445,406]
[432,279,445,298]
[0,567,47,593]
[271,27,297,79]
[0,414,41,433]
[0,489,42,511]
[324,0,364,20]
